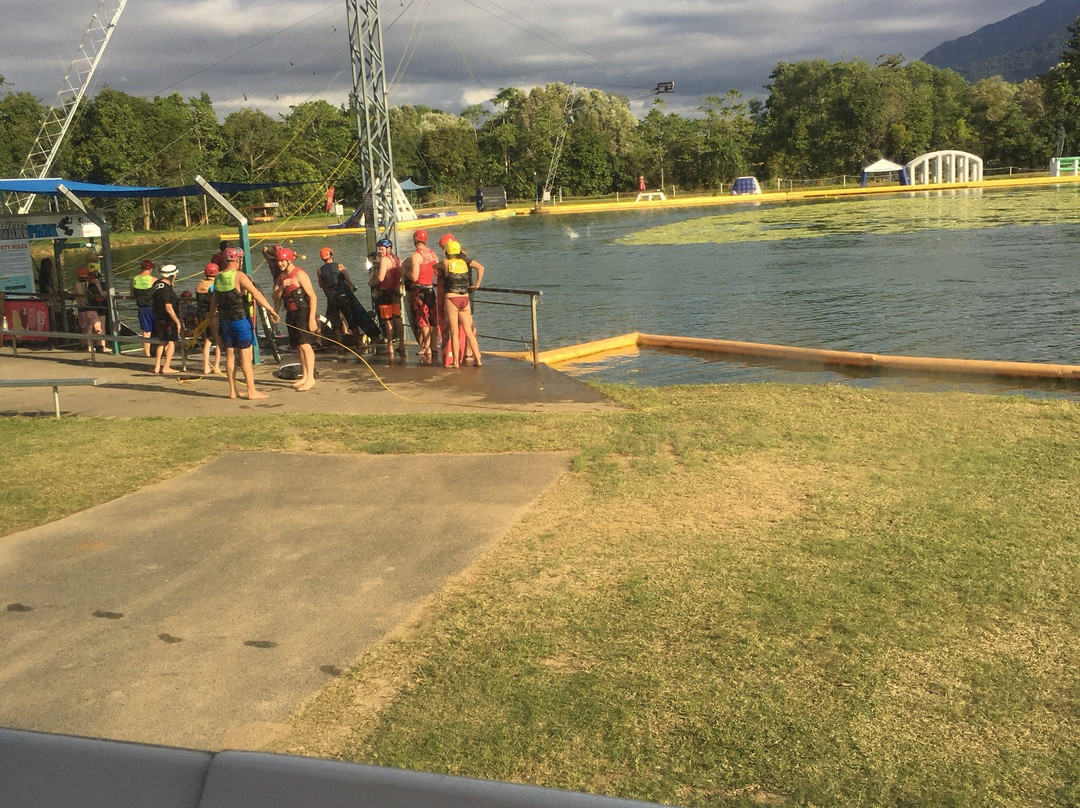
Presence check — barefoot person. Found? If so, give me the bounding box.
[405,228,438,360]
[209,247,279,400]
[131,259,157,357]
[151,264,183,375]
[371,237,405,361]
[435,239,481,368]
[272,245,319,392]
[195,262,221,375]
[73,264,107,353]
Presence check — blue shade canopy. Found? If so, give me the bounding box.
[398,178,428,191]
[0,178,302,199]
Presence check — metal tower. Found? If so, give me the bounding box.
[346,0,398,253]
[541,83,576,206]
[14,0,128,214]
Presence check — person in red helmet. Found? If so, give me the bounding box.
[195,262,221,374]
[317,246,359,350]
[273,245,319,392]
[131,258,157,356]
[405,228,438,359]
[210,247,279,399]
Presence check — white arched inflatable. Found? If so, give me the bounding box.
[906,151,983,185]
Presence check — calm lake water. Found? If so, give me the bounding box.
[111,186,1080,397]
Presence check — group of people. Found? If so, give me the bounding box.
[367,228,484,368]
[114,229,482,400]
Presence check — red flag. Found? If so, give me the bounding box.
[325,186,335,212]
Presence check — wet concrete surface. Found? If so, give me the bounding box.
[0,346,619,418]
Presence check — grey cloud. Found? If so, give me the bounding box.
[0,0,1043,124]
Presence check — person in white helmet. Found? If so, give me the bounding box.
[151,264,183,375]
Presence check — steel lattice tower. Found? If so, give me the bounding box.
[346,0,398,253]
[13,0,127,214]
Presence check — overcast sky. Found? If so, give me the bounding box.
[1,0,1042,122]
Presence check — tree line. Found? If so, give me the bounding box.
[3,21,1080,231]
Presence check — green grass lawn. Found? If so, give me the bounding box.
[2,383,1078,807]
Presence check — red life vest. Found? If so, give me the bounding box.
[281,266,309,312]
[378,255,402,291]
[415,245,437,287]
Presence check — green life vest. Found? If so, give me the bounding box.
[132,272,155,306]
[214,269,248,321]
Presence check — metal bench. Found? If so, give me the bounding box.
[0,377,105,418]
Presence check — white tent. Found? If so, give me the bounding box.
[861,159,909,186]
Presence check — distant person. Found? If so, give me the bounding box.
[151,264,183,375]
[73,264,106,353]
[273,245,319,392]
[131,258,156,357]
[195,262,221,375]
[262,243,284,284]
[87,262,110,336]
[210,247,279,400]
[179,290,198,332]
[405,228,438,359]
[210,241,230,272]
[639,175,646,192]
[371,237,404,360]
[435,239,481,369]
[36,257,59,329]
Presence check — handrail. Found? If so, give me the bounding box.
[0,328,192,371]
[472,287,543,367]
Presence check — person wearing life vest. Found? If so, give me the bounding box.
[405,229,439,360]
[273,245,319,392]
[209,246,279,400]
[151,264,183,375]
[436,232,485,364]
[316,246,359,349]
[435,239,481,368]
[131,258,157,356]
[73,264,107,353]
[195,263,222,375]
[371,237,404,360]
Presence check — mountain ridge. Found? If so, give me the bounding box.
[921,0,1080,82]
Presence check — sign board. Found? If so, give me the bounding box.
[3,299,50,341]
[0,213,102,293]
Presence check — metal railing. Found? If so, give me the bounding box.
[471,286,542,367]
[1,328,197,371]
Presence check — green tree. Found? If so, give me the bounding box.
[0,82,44,178]
[1041,15,1080,153]
[563,127,612,195]
[696,91,754,187]
[220,108,287,183]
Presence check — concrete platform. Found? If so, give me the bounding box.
[0,346,618,418]
[0,345,616,750]
[0,451,572,749]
